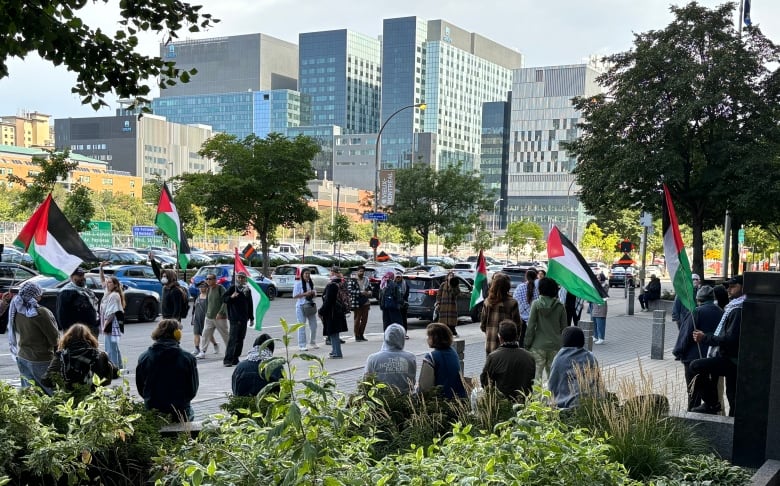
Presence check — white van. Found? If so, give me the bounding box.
[274,243,301,255]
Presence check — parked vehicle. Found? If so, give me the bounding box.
[1,247,35,268]
[8,274,160,322]
[405,265,447,275]
[271,264,331,297]
[0,262,38,292]
[452,262,478,279]
[362,262,406,300]
[189,264,277,300]
[91,248,146,265]
[501,265,533,295]
[403,273,480,322]
[646,264,665,278]
[609,265,637,287]
[93,264,186,297]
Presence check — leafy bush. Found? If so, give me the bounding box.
[662,289,676,300]
[651,454,752,485]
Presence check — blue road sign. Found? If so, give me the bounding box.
[362,212,388,221]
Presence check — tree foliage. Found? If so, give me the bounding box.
[504,219,544,261]
[567,2,780,277]
[178,133,319,275]
[390,163,491,264]
[1,0,218,109]
[62,185,95,232]
[326,213,356,248]
[9,150,78,211]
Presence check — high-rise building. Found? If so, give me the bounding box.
[159,34,298,96]
[480,99,511,230]
[152,89,311,139]
[54,114,215,180]
[285,125,342,180]
[506,62,603,244]
[379,17,522,172]
[299,29,381,133]
[0,111,53,148]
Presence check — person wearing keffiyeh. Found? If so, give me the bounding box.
[231,334,281,397]
[9,280,59,395]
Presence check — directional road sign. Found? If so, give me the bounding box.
[362,212,388,221]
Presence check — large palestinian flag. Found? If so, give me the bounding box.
[663,184,695,313]
[469,249,488,309]
[155,183,191,268]
[13,194,97,280]
[547,225,607,304]
[234,248,270,331]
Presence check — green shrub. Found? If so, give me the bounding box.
[651,454,752,485]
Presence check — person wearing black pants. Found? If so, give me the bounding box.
[395,274,410,337]
[221,272,254,367]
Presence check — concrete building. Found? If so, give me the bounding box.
[286,125,342,181]
[152,89,311,139]
[306,179,369,222]
[480,99,511,230]
[159,34,298,97]
[299,29,381,133]
[505,62,604,244]
[54,114,215,180]
[0,111,54,148]
[0,145,141,198]
[379,17,522,172]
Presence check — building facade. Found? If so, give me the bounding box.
[506,63,603,244]
[286,125,342,180]
[480,99,511,230]
[0,112,53,148]
[0,145,141,198]
[54,114,215,180]
[379,17,522,172]
[158,34,298,97]
[299,29,381,133]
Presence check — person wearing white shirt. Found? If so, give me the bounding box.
[293,269,319,351]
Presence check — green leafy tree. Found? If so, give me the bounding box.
[504,219,544,261]
[596,209,642,247]
[178,133,319,275]
[567,2,780,278]
[399,228,423,254]
[326,213,356,254]
[1,0,218,109]
[390,163,491,264]
[580,222,620,262]
[472,228,493,253]
[62,185,95,232]
[8,150,77,211]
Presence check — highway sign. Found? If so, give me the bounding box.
[362,212,388,221]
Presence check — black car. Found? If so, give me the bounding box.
[403,273,480,323]
[8,274,160,323]
[501,265,533,295]
[0,262,39,292]
[360,263,406,300]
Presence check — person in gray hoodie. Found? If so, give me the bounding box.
[547,326,601,409]
[363,323,416,393]
[524,277,568,382]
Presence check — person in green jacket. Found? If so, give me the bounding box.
[524,277,568,383]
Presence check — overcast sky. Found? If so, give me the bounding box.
[1,0,777,120]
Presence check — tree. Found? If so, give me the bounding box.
[1,0,218,109]
[9,150,78,211]
[471,228,493,253]
[326,213,356,257]
[580,222,619,262]
[63,185,95,232]
[179,133,319,275]
[567,2,780,277]
[503,219,544,261]
[390,163,491,264]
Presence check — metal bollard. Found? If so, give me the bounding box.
[579,319,594,351]
[453,338,465,375]
[627,286,635,315]
[651,310,666,359]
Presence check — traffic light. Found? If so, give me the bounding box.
[619,239,633,253]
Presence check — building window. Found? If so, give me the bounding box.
[102,178,113,185]
[536,70,544,82]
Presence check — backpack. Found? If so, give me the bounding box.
[379,285,396,311]
[177,285,190,319]
[60,347,98,386]
[337,280,351,315]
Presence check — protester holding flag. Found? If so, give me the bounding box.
[233,249,270,332]
[662,185,696,329]
[221,272,254,367]
[155,182,191,269]
[160,269,184,320]
[480,273,523,355]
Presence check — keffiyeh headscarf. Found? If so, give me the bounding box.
[380,271,395,289]
[7,281,44,359]
[245,344,274,362]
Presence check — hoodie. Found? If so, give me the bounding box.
[547,346,600,409]
[136,338,199,414]
[524,295,567,351]
[363,323,416,392]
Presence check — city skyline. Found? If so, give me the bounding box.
[1,0,776,120]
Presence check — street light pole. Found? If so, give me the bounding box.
[373,102,426,261]
[492,197,503,237]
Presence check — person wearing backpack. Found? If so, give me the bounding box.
[160,269,185,321]
[379,271,402,332]
[43,323,117,391]
[319,269,348,359]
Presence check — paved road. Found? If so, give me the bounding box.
[1,278,691,419]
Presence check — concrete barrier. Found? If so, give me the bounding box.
[751,460,780,486]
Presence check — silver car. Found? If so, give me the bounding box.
[272,264,331,297]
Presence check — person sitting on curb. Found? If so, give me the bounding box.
[547,326,601,409]
[480,320,535,402]
[639,274,661,311]
[363,323,416,393]
[232,334,282,397]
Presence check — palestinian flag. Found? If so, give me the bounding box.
[546,225,607,304]
[13,194,96,280]
[663,184,695,313]
[469,249,488,309]
[234,248,270,331]
[154,183,191,269]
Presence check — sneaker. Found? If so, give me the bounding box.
[299,347,308,352]
[328,354,343,359]
[192,349,200,356]
[690,402,721,415]
[309,343,320,349]
[223,363,234,368]
[196,352,206,359]
[213,343,220,354]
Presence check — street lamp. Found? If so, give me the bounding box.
[492,197,503,236]
[373,102,426,261]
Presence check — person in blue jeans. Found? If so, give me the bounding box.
[589,300,608,344]
[319,270,348,359]
[293,269,319,351]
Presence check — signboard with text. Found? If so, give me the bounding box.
[80,221,112,248]
[379,170,395,207]
[132,225,164,248]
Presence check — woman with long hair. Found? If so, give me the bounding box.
[436,272,461,336]
[100,262,125,368]
[160,269,183,320]
[417,323,466,399]
[43,323,117,390]
[480,273,523,355]
[293,269,319,351]
[512,268,540,326]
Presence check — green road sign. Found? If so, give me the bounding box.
[81,220,113,248]
[738,228,745,244]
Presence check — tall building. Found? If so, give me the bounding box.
[54,114,215,180]
[286,125,342,180]
[506,62,603,244]
[299,29,381,133]
[159,34,298,96]
[0,111,53,148]
[152,89,311,139]
[379,17,522,172]
[480,99,511,229]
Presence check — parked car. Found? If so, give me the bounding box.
[405,265,447,275]
[93,264,186,296]
[0,262,38,292]
[645,265,665,278]
[7,274,160,322]
[1,247,35,268]
[189,264,277,300]
[91,248,146,265]
[271,264,331,297]
[501,265,533,295]
[609,266,637,287]
[404,273,480,322]
[588,262,610,276]
[362,262,407,300]
[187,253,214,266]
[452,261,478,279]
